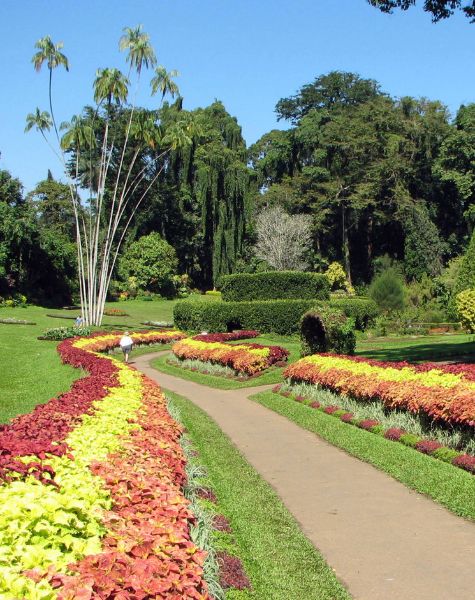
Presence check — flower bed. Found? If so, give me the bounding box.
[0,332,209,599]
[284,354,475,428]
[272,384,475,475]
[192,330,259,342]
[172,338,289,376]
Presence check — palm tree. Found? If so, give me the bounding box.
[151,66,180,102]
[93,68,129,107]
[119,25,156,76]
[31,36,69,140]
[60,115,95,151]
[25,108,52,136]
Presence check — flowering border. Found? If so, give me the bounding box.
[0,331,209,599]
[284,354,475,427]
[272,384,475,476]
[172,338,289,376]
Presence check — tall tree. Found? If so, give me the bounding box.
[28,28,192,324]
[367,0,475,21]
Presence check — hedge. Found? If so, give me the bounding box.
[218,271,330,302]
[174,297,378,335]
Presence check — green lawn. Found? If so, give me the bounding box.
[356,332,475,362]
[167,389,351,600]
[252,391,475,521]
[0,299,181,423]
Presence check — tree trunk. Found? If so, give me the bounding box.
[367,211,373,279]
[342,202,352,285]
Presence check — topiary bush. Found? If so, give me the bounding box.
[455,289,475,332]
[300,307,356,356]
[218,271,330,302]
[174,297,378,335]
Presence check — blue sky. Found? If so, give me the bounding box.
[1,0,474,192]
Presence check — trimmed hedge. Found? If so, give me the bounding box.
[219,271,330,302]
[174,297,377,335]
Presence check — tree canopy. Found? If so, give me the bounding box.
[367,0,475,22]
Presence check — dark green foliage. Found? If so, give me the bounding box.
[368,0,475,22]
[369,268,406,314]
[300,307,356,356]
[403,204,445,280]
[218,271,330,302]
[174,297,376,335]
[454,230,475,293]
[326,297,379,330]
[174,299,316,335]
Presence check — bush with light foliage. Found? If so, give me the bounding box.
[455,289,475,333]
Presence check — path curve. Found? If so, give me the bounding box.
[134,351,475,600]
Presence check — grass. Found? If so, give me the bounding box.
[356,332,475,362]
[0,299,181,423]
[252,391,475,521]
[166,389,351,600]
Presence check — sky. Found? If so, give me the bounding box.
[1,0,475,193]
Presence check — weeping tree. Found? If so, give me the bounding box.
[26,27,192,324]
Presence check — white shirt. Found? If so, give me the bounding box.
[119,335,133,348]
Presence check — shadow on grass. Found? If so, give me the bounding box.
[358,339,475,363]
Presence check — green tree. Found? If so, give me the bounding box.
[454,229,475,293]
[118,232,178,295]
[28,27,192,324]
[367,0,475,22]
[369,268,406,314]
[403,204,446,280]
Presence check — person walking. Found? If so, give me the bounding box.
[75,315,84,327]
[119,331,134,363]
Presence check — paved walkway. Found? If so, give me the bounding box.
[135,352,475,600]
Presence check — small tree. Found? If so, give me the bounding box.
[369,268,406,314]
[254,205,312,270]
[454,230,475,294]
[456,289,475,333]
[119,232,178,296]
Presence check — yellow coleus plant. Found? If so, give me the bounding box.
[301,354,472,390]
[0,355,144,599]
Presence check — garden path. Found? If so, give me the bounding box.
[135,351,475,600]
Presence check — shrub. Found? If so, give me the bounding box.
[369,268,405,314]
[174,297,377,335]
[326,297,378,330]
[174,298,315,335]
[455,289,475,332]
[431,447,461,463]
[399,433,421,448]
[300,307,356,356]
[218,271,330,302]
[454,230,475,295]
[452,454,475,473]
[40,326,92,340]
[118,232,178,297]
